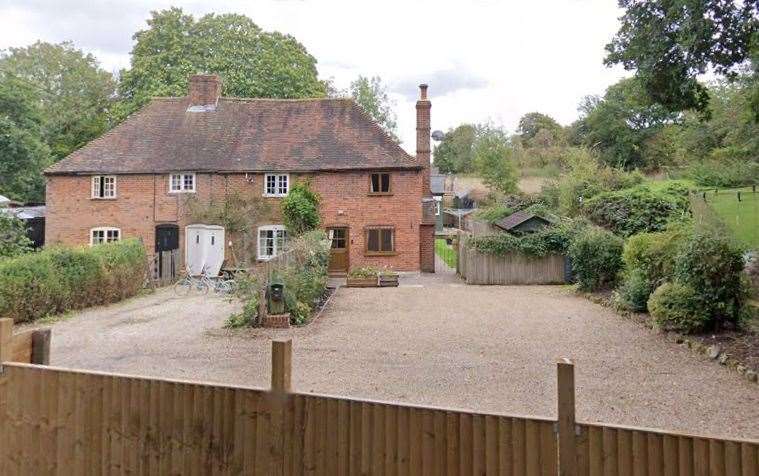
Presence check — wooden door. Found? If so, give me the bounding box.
[327,227,349,273]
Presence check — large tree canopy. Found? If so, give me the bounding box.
[118,8,327,116]
[605,0,758,115]
[433,124,478,173]
[0,41,116,160]
[346,76,398,141]
[517,112,565,146]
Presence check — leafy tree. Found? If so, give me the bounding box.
[0,41,116,160]
[472,127,517,195]
[605,0,758,115]
[517,112,565,146]
[281,182,321,236]
[347,76,398,140]
[118,8,326,117]
[0,76,50,202]
[580,78,678,169]
[0,214,33,258]
[433,124,478,173]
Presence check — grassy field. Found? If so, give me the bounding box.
[435,239,457,268]
[701,187,759,249]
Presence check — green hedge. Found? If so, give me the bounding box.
[567,226,624,291]
[468,220,582,258]
[0,239,146,323]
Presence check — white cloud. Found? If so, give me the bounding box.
[0,0,630,153]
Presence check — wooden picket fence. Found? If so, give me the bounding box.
[0,339,757,475]
[457,234,567,285]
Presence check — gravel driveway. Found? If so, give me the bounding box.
[35,266,758,440]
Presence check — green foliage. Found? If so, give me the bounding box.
[0,214,33,258]
[347,266,381,278]
[279,230,330,324]
[434,239,457,268]
[567,227,624,291]
[517,112,565,145]
[474,205,513,224]
[473,127,517,195]
[226,273,262,328]
[469,221,580,258]
[0,239,146,323]
[684,160,759,187]
[0,41,116,160]
[648,282,711,333]
[616,269,653,312]
[346,76,398,141]
[605,0,757,115]
[622,225,690,290]
[582,185,689,236]
[118,8,326,117]
[433,124,478,173]
[281,181,321,236]
[673,232,746,327]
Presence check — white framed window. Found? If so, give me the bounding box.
[169,173,196,193]
[91,175,117,199]
[264,173,289,197]
[257,225,288,260]
[90,227,121,246]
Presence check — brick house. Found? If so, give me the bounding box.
[44,75,435,273]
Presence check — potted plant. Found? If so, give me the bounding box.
[346,266,380,287]
[378,267,399,287]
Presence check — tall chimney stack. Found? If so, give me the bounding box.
[188,74,222,111]
[416,84,431,195]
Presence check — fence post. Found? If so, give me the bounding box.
[271,339,292,393]
[31,329,51,365]
[0,318,12,371]
[557,358,577,476]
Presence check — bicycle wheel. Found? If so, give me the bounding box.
[174,278,192,296]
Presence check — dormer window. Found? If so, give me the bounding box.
[264,173,289,197]
[91,176,116,199]
[169,173,195,193]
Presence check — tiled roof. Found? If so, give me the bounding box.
[46,97,418,175]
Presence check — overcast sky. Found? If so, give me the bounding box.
[0,0,629,153]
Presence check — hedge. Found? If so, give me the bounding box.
[0,239,146,323]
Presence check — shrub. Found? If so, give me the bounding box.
[475,205,513,224]
[0,214,33,258]
[684,160,759,187]
[567,227,624,291]
[582,186,689,236]
[348,266,381,278]
[648,282,710,333]
[280,230,330,324]
[673,232,746,327]
[281,181,321,236]
[0,239,146,323]
[616,269,652,312]
[622,224,690,290]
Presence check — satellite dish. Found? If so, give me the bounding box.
[431,130,445,141]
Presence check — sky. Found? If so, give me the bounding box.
[0,0,630,154]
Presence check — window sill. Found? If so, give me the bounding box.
[368,192,393,197]
[365,251,397,257]
[263,193,288,198]
[90,197,117,200]
[169,190,196,194]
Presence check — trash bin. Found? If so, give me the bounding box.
[268,282,285,314]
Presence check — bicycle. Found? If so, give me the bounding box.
[174,266,238,296]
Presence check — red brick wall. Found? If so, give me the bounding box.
[46,169,425,271]
[419,224,435,273]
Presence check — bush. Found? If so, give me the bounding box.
[622,224,690,289]
[567,227,624,291]
[648,282,710,333]
[0,239,146,322]
[475,205,513,224]
[616,269,652,312]
[281,181,321,236]
[0,214,33,259]
[582,186,689,236]
[673,232,746,327]
[684,160,759,187]
[280,230,330,324]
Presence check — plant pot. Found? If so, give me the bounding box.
[378,274,399,287]
[346,276,379,287]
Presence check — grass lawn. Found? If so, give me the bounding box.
[435,238,457,268]
[703,187,759,250]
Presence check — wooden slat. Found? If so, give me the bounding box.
[9,329,34,363]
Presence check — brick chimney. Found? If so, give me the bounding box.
[416,84,431,195]
[188,74,222,111]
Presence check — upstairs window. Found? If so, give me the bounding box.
[369,173,391,194]
[264,173,289,196]
[258,225,288,260]
[366,227,395,254]
[169,173,195,193]
[90,227,120,246]
[91,175,116,199]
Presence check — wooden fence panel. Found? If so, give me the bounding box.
[457,239,566,285]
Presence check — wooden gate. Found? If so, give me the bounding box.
[152,249,179,286]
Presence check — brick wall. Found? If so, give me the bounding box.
[419,224,435,272]
[46,169,425,272]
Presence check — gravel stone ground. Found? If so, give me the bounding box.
[31,260,759,440]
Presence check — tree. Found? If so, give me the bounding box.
[0,41,116,160]
[433,124,478,173]
[0,214,33,259]
[472,127,517,195]
[117,8,326,117]
[580,78,678,169]
[517,112,565,146]
[281,182,321,236]
[347,76,398,140]
[0,76,50,202]
[605,0,758,115]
